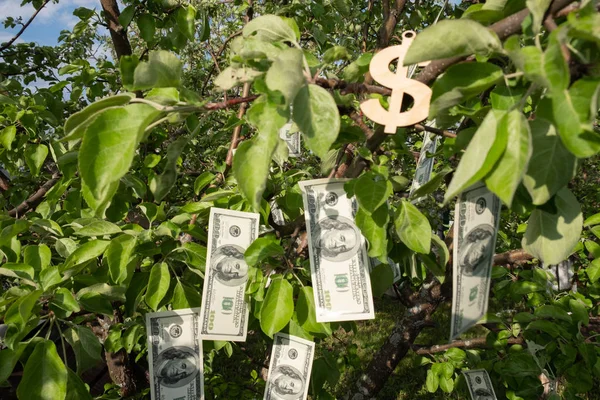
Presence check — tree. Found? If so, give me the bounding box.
[1,0,599,399]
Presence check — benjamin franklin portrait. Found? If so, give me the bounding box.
[154,346,199,388]
[211,244,249,286]
[311,216,361,262]
[460,224,495,276]
[269,364,305,399]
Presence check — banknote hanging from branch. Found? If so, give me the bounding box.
[463,369,498,400]
[360,31,432,133]
[199,207,259,341]
[264,333,315,400]
[146,308,205,400]
[299,179,375,322]
[451,183,501,340]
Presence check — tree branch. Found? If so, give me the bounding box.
[100,0,133,60]
[413,336,525,355]
[493,249,534,265]
[0,0,51,52]
[414,0,578,85]
[7,173,61,217]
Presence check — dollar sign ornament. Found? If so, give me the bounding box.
[360,31,432,134]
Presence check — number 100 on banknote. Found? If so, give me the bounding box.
[300,179,374,322]
[199,207,259,341]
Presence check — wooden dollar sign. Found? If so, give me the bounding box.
[360,31,432,134]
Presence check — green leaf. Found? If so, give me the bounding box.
[586,258,600,283]
[266,47,305,106]
[506,32,569,93]
[62,240,110,271]
[79,104,160,213]
[74,220,122,237]
[523,119,577,205]
[137,13,155,42]
[355,204,389,259]
[370,263,395,297]
[404,20,501,64]
[429,62,503,117]
[24,144,48,176]
[172,280,202,309]
[176,4,196,41]
[444,110,507,202]
[194,171,215,195]
[584,213,600,227]
[0,125,16,149]
[323,45,350,63]
[526,0,553,33]
[214,66,264,91]
[293,84,340,159]
[130,51,182,91]
[150,136,189,202]
[260,277,294,338]
[118,5,135,28]
[4,289,42,329]
[569,299,589,325]
[410,167,452,200]
[145,262,170,311]
[0,346,25,384]
[534,305,572,323]
[17,341,67,400]
[551,78,600,158]
[426,369,439,392]
[296,286,325,334]
[243,15,298,43]
[233,98,286,211]
[51,288,80,313]
[0,263,34,281]
[62,94,134,141]
[244,237,284,267]
[23,244,51,271]
[354,172,392,214]
[106,234,137,284]
[394,200,431,254]
[522,188,583,264]
[63,325,102,375]
[65,368,92,400]
[484,110,532,206]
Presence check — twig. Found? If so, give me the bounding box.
[414,123,456,139]
[413,336,524,355]
[0,0,51,52]
[8,173,61,217]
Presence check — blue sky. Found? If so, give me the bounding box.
[0,0,102,47]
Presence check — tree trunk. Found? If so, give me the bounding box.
[99,0,133,60]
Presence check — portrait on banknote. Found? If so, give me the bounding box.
[210,244,249,286]
[268,364,306,399]
[153,346,200,388]
[311,215,361,262]
[459,224,495,276]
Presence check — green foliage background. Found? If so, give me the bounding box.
[0,0,599,399]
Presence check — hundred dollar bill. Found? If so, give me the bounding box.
[199,207,259,341]
[264,333,315,400]
[409,130,438,201]
[146,308,204,400]
[279,121,301,157]
[451,183,501,339]
[299,179,375,322]
[463,369,497,400]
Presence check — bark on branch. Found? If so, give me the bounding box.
[7,173,61,217]
[413,336,525,355]
[100,0,133,59]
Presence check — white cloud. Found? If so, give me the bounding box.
[0,31,22,44]
[0,0,99,29]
